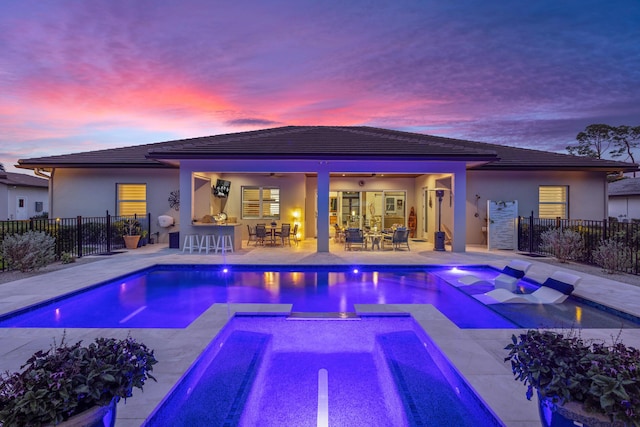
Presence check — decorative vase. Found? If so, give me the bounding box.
[56,398,117,427]
[123,235,140,249]
[538,396,619,427]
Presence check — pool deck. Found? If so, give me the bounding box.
[1,239,640,427]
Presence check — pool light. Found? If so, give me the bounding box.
[222,267,229,273]
[317,368,328,427]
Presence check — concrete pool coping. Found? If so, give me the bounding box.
[1,240,640,426]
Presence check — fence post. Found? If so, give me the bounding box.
[603,217,608,241]
[147,212,151,241]
[106,212,111,254]
[77,216,83,258]
[529,211,534,254]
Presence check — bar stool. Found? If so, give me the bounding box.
[198,234,218,254]
[216,234,234,254]
[182,234,200,253]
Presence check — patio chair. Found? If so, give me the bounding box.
[333,224,345,243]
[457,259,532,291]
[290,224,299,245]
[473,271,581,305]
[276,223,292,246]
[255,224,268,246]
[344,228,366,250]
[382,227,410,251]
[247,225,258,246]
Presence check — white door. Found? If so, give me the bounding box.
[16,196,27,220]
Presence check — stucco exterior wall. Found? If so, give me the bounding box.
[179,172,307,241]
[609,196,640,221]
[0,184,8,219]
[465,170,608,244]
[0,184,49,220]
[49,168,179,240]
[45,165,611,248]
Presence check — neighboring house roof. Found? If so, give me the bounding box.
[609,178,640,196]
[0,171,48,188]
[17,125,638,172]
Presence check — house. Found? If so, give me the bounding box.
[0,171,49,220]
[16,126,637,252]
[608,178,640,221]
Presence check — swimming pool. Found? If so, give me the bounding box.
[143,314,504,426]
[0,264,637,329]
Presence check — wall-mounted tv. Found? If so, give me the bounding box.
[213,179,231,198]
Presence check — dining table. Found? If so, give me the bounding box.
[365,231,383,250]
[265,224,281,246]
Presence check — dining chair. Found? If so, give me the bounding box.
[276,223,291,246]
[247,225,258,246]
[290,224,299,245]
[255,224,267,246]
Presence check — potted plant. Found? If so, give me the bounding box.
[0,334,157,426]
[505,329,640,426]
[122,218,140,249]
[137,230,149,247]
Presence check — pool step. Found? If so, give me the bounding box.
[287,311,361,320]
[377,331,503,427]
[147,330,270,426]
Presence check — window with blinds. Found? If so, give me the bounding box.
[242,186,280,219]
[117,184,147,216]
[539,186,568,219]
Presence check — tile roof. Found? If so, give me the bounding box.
[17,125,638,172]
[0,171,48,188]
[609,178,640,196]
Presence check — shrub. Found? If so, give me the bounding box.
[592,237,633,274]
[60,251,75,264]
[1,231,55,272]
[540,228,584,263]
[0,334,157,426]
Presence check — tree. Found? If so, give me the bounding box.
[610,125,640,176]
[566,124,615,159]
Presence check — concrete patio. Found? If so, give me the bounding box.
[1,238,639,426]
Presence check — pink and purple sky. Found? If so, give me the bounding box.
[1,0,639,174]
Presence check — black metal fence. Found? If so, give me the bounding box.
[517,214,640,275]
[0,213,151,272]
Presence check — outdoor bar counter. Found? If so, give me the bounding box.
[192,223,243,250]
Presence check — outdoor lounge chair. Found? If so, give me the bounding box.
[457,259,532,291]
[473,271,581,305]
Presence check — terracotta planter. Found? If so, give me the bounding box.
[123,235,140,249]
[538,396,621,427]
[56,398,117,427]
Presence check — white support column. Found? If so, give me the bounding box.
[452,166,467,253]
[178,165,194,250]
[317,170,330,252]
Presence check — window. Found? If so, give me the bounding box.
[117,184,147,216]
[539,186,568,219]
[35,201,43,212]
[242,186,280,219]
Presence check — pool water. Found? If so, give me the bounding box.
[0,264,637,329]
[144,315,504,427]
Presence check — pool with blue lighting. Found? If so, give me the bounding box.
[0,264,637,329]
[144,314,504,426]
